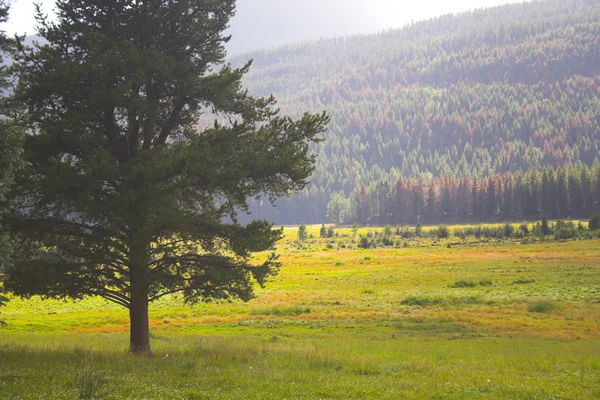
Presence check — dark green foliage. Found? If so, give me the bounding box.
[298,223,308,242]
[5,0,327,353]
[327,225,335,238]
[436,224,449,238]
[415,220,422,237]
[401,295,443,306]
[451,279,492,288]
[358,236,371,249]
[589,212,600,231]
[503,223,515,238]
[383,225,393,237]
[527,300,557,313]
[451,280,478,288]
[542,217,551,235]
[554,222,578,240]
[513,279,535,284]
[319,224,327,238]
[0,1,24,324]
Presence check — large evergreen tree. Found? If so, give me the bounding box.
[0,1,24,321]
[5,0,328,353]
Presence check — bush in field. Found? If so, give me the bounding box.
[451,280,477,288]
[358,236,372,249]
[397,226,414,238]
[554,221,577,240]
[436,224,450,238]
[327,225,335,238]
[513,279,535,284]
[542,217,551,235]
[401,295,442,306]
[383,225,393,237]
[320,224,327,238]
[589,212,600,231]
[415,219,422,237]
[298,223,308,242]
[504,223,515,238]
[527,300,557,313]
[381,236,394,247]
[519,223,529,235]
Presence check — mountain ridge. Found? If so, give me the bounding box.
[230,0,600,224]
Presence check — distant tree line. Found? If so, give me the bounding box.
[326,165,600,225]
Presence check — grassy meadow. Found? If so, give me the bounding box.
[1,223,600,399]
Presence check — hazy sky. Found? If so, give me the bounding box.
[1,0,529,53]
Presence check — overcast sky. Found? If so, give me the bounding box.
[1,0,530,54]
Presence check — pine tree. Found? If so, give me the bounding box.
[580,165,593,216]
[568,168,583,217]
[556,168,570,218]
[6,0,328,353]
[0,1,24,323]
[298,223,308,242]
[319,223,327,238]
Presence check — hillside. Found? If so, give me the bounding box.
[229,0,600,225]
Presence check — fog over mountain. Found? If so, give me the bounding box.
[225,0,527,55]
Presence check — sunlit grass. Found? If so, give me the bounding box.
[1,223,600,398]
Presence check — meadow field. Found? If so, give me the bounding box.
[1,223,600,399]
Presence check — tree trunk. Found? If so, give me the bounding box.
[129,283,151,354]
[129,236,151,354]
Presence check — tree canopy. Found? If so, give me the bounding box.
[4,0,328,353]
[0,1,25,322]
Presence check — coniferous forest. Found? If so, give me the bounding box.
[228,0,600,225]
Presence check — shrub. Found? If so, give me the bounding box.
[504,223,515,238]
[319,224,327,238]
[397,226,414,238]
[401,295,442,306]
[383,225,393,237]
[589,212,600,231]
[415,224,422,237]
[451,280,478,288]
[327,225,335,238]
[298,223,308,242]
[358,236,371,249]
[527,300,556,313]
[519,223,529,235]
[513,278,535,284]
[436,224,450,238]
[381,236,394,247]
[554,223,577,240]
[479,280,493,286]
[541,217,550,235]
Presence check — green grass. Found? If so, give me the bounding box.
[1,224,600,399]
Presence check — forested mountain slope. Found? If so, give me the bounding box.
[229,0,600,225]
